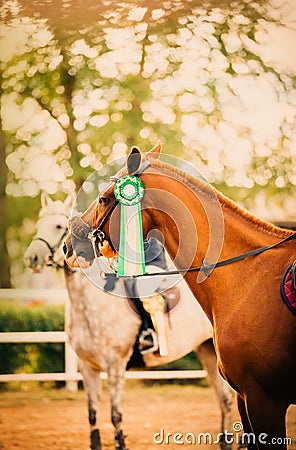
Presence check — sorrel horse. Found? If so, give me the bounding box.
[65,143,296,449]
[25,193,237,450]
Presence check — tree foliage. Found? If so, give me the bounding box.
[1,0,296,285]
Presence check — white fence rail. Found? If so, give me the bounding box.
[0,289,207,391]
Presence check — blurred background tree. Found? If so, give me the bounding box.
[1,0,296,286]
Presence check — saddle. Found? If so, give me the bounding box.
[103,273,181,316]
[104,238,180,356]
[103,272,181,356]
[127,285,181,356]
[281,261,296,315]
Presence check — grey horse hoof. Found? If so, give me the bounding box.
[115,429,128,450]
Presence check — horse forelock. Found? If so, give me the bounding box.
[147,158,293,238]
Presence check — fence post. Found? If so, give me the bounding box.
[64,296,79,392]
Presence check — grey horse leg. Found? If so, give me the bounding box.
[80,362,102,450]
[107,365,128,450]
[196,339,236,450]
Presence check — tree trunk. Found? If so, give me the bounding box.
[60,50,83,191]
[0,119,11,287]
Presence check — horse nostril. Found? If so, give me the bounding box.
[63,243,67,255]
[33,255,38,262]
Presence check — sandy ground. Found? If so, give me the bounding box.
[0,383,295,450]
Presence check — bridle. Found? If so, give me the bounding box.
[87,160,151,257]
[73,160,296,278]
[33,213,69,269]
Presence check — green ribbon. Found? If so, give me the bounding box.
[114,175,146,276]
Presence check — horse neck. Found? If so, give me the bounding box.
[144,170,226,269]
[144,167,293,321]
[145,167,292,256]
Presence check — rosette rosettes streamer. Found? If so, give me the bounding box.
[114,175,146,276]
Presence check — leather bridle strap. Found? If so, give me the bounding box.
[33,236,56,254]
[119,232,296,279]
[91,199,118,243]
[33,227,68,268]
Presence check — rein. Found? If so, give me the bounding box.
[121,232,296,279]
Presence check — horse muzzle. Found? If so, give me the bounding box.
[24,242,47,273]
[25,254,43,273]
[63,232,96,268]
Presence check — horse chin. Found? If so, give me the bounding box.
[76,256,92,268]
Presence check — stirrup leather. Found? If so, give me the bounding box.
[142,294,168,356]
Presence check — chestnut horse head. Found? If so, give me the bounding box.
[65,142,224,280]
[64,142,170,268]
[66,143,296,449]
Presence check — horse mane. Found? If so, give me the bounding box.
[146,157,293,238]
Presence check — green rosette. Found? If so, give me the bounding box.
[114,176,144,205]
[114,176,146,276]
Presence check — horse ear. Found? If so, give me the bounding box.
[41,192,52,208]
[146,141,162,159]
[64,191,76,212]
[126,147,142,175]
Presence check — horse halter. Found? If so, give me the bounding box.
[33,215,69,268]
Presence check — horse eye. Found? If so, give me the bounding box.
[56,224,63,229]
[99,197,110,206]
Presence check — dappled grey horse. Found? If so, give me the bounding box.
[24,193,236,450]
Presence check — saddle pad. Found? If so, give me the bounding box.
[281,263,296,315]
